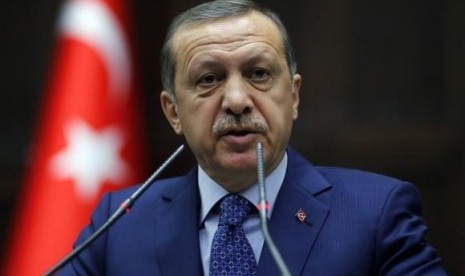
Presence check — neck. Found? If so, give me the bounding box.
[209,170,258,193]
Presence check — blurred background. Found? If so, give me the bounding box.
[1,0,464,274]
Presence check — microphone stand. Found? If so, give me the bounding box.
[256,143,291,276]
[44,144,185,276]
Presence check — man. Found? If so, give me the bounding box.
[60,0,446,275]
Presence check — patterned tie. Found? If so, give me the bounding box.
[209,194,257,275]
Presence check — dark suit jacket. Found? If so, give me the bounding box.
[60,147,445,275]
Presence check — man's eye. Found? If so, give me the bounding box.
[249,68,270,80]
[198,74,220,85]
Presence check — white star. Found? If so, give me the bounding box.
[49,119,127,201]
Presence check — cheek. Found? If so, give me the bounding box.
[268,88,295,116]
[178,100,217,139]
[260,93,296,135]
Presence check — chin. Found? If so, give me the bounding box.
[219,154,258,171]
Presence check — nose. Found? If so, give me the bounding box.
[221,76,252,116]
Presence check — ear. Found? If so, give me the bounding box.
[160,91,183,135]
[291,74,301,120]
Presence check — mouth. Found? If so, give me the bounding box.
[218,127,259,138]
[216,127,261,148]
[224,130,254,137]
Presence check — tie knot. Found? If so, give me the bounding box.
[218,194,253,227]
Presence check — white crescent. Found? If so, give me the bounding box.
[58,0,131,99]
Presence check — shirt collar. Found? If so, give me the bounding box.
[198,153,288,225]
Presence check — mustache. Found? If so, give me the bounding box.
[213,114,269,137]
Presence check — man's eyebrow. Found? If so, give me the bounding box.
[240,52,278,70]
[245,50,276,62]
[186,51,277,73]
[187,58,223,73]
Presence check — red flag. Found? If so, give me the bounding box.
[3,0,146,275]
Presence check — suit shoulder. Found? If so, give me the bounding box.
[316,166,407,187]
[314,166,419,201]
[313,166,423,225]
[286,147,416,196]
[104,172,195,206]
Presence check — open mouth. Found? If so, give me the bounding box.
[225,130,253,136]
[216,126,262,147]
[218,128,259,146]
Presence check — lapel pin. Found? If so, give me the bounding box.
[295,208,306,222]
[295,208,313,226]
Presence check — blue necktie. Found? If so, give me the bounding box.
[209,194,257,275]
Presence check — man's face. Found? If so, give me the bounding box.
[161,11,301,191]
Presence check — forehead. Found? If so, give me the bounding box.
[170,11,284,60]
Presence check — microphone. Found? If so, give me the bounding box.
[256,143,291,276]
[44,144,185,276]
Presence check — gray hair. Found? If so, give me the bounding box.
[160,0,297,97]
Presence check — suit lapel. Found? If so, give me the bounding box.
[153,170,203,276]
[257,148,331,276]
[150,149,331,275]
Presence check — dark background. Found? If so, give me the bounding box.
[2,0,464,274]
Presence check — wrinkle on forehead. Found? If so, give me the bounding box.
[171,12,284,74]
[174,12,276,47]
